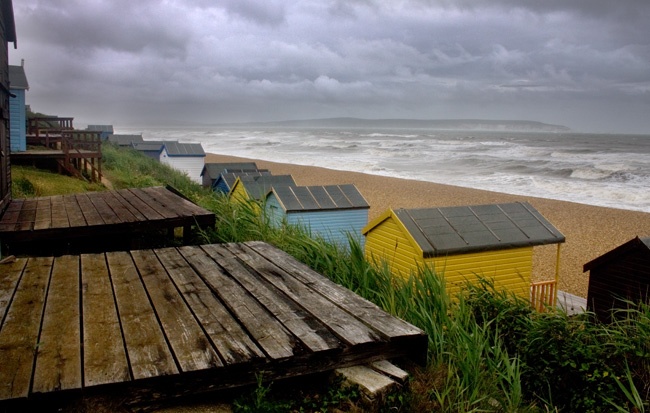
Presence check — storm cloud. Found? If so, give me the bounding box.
[10,0,650,133]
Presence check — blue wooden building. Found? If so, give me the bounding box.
[200,162,262,188]
[86,124,114,140]
[8,63,27,152]
[213,171,272,194]
[265,184,369,247]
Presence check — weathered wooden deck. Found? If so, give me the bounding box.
[0,241,427,409]
[0,186,216,253]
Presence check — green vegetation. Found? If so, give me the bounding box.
[11,165,104,198]
[14,144,650,412]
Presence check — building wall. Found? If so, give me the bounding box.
[587,251,650,322]
[160,151,205,184]
[364,214,422,277]
[0,6,11,217]
[364,214,533,298]
[9,88,24,152]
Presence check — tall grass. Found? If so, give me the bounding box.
[97,145,650,412]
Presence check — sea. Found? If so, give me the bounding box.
[117,127,650,213]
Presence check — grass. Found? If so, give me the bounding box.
[13,144,650,412]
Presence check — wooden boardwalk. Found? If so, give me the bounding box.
[0,241,426,409]
[0,187,216,253]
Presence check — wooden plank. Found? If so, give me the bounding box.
[81,253,130,387]
[109,190,148,222]
[99,192,140,223]
[118,189,163,221]
[75,194,104,226]
[33,197,52,230]
[32,255,82,393]
[198,244,342,351]
[130,249,221,372]
[148,187,210,216]
[129,188,178,219]
[0,258,28,328]
[88,192,122,225]
[158,246,266,365]
[0,209,20,232]
[63,194,87,228]
[246,241,425,339]
[222,243,377,347]
[194,244,297,360]
[49,195,70,228]
[15,198,37,231]
[107,251,178,379]
[0,256,53,400]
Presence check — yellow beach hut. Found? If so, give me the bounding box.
[362,202,565,304]
[229,175,296,212]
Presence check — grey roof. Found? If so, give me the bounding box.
[270,184,369,212]
[238,175,296,200]
[8,65,28,89]
[132,140,165,152]
[86,124,114,133]
[219,171,271,188]
[109,134,144,146]
[201,162,260,179]
[583,236,650,272]
[163,141,205,157]
[394,202,565,257]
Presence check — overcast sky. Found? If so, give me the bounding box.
[9,0,650,133]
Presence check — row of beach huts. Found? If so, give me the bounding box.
[106,132,650,321]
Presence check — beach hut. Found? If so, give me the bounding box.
[159,141,206,184]
[265,184,369,247]
[200,162,261,188]
[1,0,16,218]
[362,202,565,301]
[229,175,296,211]
[86,124,114,140]
[8,63,27,152]
[108,134,144,147]
[212,171,272,194]
[132,140,165,159]
[583,236,650,322]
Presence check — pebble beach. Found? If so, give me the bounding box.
[207,153,650,298]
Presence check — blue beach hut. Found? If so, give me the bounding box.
[213,171,271,194]
[8,63,28,152]
[265,184,370,247]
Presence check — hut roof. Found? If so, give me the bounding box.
[583,236,650,272]
[132,140,165,153]
[8,65,28,89]
[236,175,296,200]
[364,201,565,257]
[2,0,16,46]
[218,171,271,189]
[201,162,260,179]
[269,184,369,212]
[163,141,205,157]
[86,124,114,133]
[109,134,144,146]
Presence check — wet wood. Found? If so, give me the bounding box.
[0,187,216,250]
[32,255,82,394]
[156,246,266,365]
[0,242,427,408]
[107,251,178,380]
[0,257,53,399]
[130,249,221,372]
[81,253,130,387]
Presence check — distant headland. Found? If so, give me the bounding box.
[225,117,572,132]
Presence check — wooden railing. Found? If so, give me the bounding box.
[27,116,74,138]
[531,280,557,312]
[59,131,102,182]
